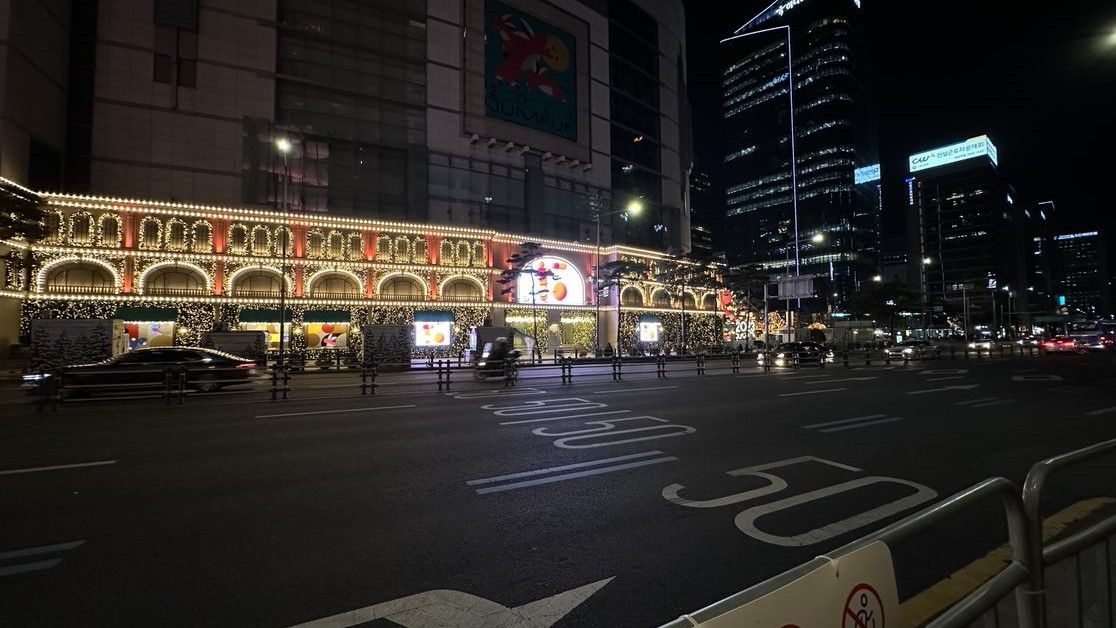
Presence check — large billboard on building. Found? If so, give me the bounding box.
[516,256,585,305]
[484,0,577,141]
[909,135,998,173]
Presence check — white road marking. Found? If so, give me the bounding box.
[474,457,677,494]
[735,372,795,379]
[466,451,664,486]
[818,417,904,433]
[778,387,848,397]
[955,397,999,406]
[908,384,979,395]
[499,409,631,426]
[853,366,896,371]
[1013,368,1038,374]
[805,376,875,385]
[0,559,62,577]
[926,375,966,382]
[592,385,678,394]
[921,369,969,375]
[1085,406,1116,416]
[0,460,117,476]
[781,374,834,381]
[1011,375,1063,382]
[969,400,1015,408]
[254,404,415,419]
[0,540,85,560]
[802,414,887,429]
[451,388,547,399]
[285,578,614,628]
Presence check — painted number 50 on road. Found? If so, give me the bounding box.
[662,456,938,547]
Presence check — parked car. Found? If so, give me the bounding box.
[1040,337,1088,355]
[756,342,824,367]
[886,340,941,360]
[22,347,261,395]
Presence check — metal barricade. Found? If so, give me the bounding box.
[730,352,741,374]
[657,355,668,378]
[271,362,290,400]
[360,360,378,396]
[560,357,573,385]
[696,354,706,376]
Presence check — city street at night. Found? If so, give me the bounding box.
[2,353,1114,627]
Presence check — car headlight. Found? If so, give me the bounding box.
[968,343,977,348]
[22,373,50,381]
[776,352,785,358]
[903,348,913,354]
[477,361,487,367]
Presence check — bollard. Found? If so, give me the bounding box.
[843,351,850,368]
[361,361,378,395]
[731,352,741,374]
[164,367,174,405]
[437,360,445,391]
[178,367,187,405]
[763,351,772,372]
[865,350,872,367]
[658,355,668,378]
[697,354,706,376]
[445,360,452,391]
[560,357,572,384]
[792,353,799,371]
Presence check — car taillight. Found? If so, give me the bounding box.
[236,362,256,369]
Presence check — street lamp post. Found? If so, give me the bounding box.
[275,137,292,367]
[780,232,824,342]
[593,199,642,354]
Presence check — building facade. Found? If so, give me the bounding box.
[0,181,724,360]
[907,135,1026,333]
[1,0,691,254]
[1053,230,1111,318]
[720,0,878,308]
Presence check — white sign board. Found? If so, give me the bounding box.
[689,541,899,628]
[854,164,880,185]
[516,256,586,305]
[778,276,814,300]
[908,135,998,173]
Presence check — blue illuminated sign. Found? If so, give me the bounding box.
[854,164,880,185]
[1054,231,1098,241]
[909,135,999,173]
[1057,295,1067,306]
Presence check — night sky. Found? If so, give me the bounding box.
[684,0,1116,244]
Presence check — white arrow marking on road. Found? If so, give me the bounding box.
[1011,375,1063,382]
[285,577,614,628]
[907,384,979,395]
[806,377,876,385]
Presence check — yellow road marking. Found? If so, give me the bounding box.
[900,497,1116,627]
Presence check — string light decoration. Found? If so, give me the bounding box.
[346,233,364,260]
[190,220,213,253]
[227,224,249,255]
[136,260,214,294]
[306,228,325,258]
[67,211,94,246]
[138,216,163,251]
[164,218,188,252]
[274,226,293,257]
[34,254,124,293]
[98,214,122,249]
[251,225,272,256]
[619,310,724,355]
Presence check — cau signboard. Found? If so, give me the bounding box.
[909,135,998,173]
[485,0,578,141]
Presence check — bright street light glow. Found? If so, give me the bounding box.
[626,199,643,215]
[1108,27,1116,47]
[810,233,825,244]
[922,257,933,265]
[275,138,292,154]
[872,275,882,282]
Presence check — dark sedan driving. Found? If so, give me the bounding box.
[22,347,262,395]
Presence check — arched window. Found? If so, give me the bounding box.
[231,270,283,296]
[306,230,325,258]
[191,221,213,253]
[442,277,483,302]
[227,225,249,255]
[347,234,364,260]
[621,287,644,307]
[166,219,187,251]
[652,289,671,308]
[98,215,121,248]
[376,235,393,261]
[682,292,698,309]
[310,273,361,298]
[327,232,344,259]
[379,276,424,300]
[251,226,271,255]
[413,237,427,263]
[139,217,162,250]
[44,211,63,242]
[394,236,411,263]
[70,213,94,245]
[702,293,719,311]
[456,241,471,266]
[45,262,115,294]
[144,265,207,295]
[440,240,455,265]
[473,242,486,267]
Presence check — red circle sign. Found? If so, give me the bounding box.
[843,583,884,628]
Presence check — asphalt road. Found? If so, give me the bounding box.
[1,353,1115,627]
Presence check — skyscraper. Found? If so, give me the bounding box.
[907,135,1026,333]
[720,0,877,308]
[1053,231,1111,318]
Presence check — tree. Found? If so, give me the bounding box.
[0,185,50,242]
[497,242,559,361]
[654,256,709,354]
[849,280,919,328]
[722,263,770,312]
[598,259,648,353]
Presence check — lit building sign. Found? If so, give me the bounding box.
[908,135,999,173]
[1054,231,1099,241]
[854,164,880,185]
[515,256,585,305]
[414,311,454,347]
[638,319,662,343]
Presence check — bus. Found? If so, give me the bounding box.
[1067,320,1116,351]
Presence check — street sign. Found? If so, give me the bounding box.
[778,276,815,300]
[685,541,898,627]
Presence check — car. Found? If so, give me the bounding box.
[756,342,824,367]
[967,339,994,351]
[800,341,836,363]
[22,347,261,395]
[1069,334,1115,352]
[886,340,941,360]
[1040,337,1088,355]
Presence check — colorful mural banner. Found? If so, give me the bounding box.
[484,0,577,140]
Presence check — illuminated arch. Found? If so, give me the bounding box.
[650,287,672,308]
[701,291,720,310]
[439,274,486,301]
[137,261,213,294]
[225,265,294,294]
[306,268,366,295]
[620,284,646,306]
[36,256,122,292]
[376,271,429,298]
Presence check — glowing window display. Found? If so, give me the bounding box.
[516,256,585,305]
[414,311,453,347]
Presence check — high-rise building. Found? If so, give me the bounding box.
[907,135,1027,332]
[2,0,692,253]
[688,168,716,258]
[1025,200,1056,315]
[720,0,878,308]
[1053,230,1111,317]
